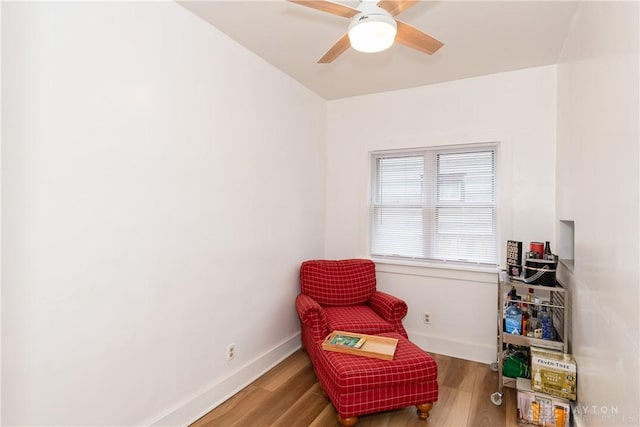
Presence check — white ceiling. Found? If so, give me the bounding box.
[179,0,579,100]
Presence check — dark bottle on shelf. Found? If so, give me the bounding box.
[544,241,552,260]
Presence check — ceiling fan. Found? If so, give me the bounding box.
[287,0,444,63]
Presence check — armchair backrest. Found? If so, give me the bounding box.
[300,259,376,306]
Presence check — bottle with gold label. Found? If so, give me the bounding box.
[521,307,530,336]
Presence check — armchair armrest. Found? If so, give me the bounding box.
[369,291,409,337]
[295,294,329,343]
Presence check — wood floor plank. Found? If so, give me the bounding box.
[270,383,329,427]
[234,365,318,426]
[254,350,312,392]
[467,364,506,427]
[386,406,434,427]
[307,403,341,427]
[504,386,519,427]
[430,352,452,386]
[354,411,391,427]
[441,356,481,393]
[427,385,472,427]
[191,350,521,427]
[190,385,269,427]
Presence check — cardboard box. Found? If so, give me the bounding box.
[530,347,577,400]
[517,377,570,427]
[506,240,523,277]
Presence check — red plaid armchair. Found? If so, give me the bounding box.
[296,259,408,364]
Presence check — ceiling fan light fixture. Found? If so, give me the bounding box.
[348,12,397,53]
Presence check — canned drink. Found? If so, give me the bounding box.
[530,242,544,258]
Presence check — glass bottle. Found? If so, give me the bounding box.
[528,311,538,337]
[540,304,554,340]
[527,288,534,303]
[532,296,540,318]
[521,305,530,336]
[505,302,522,335]
[544,241,552,260]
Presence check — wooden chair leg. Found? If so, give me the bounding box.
[416,402,434,420]
[337,415,358,426]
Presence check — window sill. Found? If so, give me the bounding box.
[372,257,500,284]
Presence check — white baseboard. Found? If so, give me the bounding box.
[408,330,496,364]
[147,333,302,427]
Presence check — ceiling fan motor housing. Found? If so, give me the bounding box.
[347,6,397,53]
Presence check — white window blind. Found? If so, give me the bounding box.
[371,144,498,266]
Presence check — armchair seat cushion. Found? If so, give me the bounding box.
[324,306,397,336]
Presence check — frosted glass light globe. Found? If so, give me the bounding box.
[348,13,397,53]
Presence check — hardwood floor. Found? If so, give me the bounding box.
[191,350,519,427]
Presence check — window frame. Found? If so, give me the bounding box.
[369,142,499,268]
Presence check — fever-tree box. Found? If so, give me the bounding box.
[531,347,577,401]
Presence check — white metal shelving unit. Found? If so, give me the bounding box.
[490,271,569,406]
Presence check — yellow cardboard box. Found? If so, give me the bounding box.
[530,347,577,400]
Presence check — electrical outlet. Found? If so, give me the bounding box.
[423,312,431,325]
[227,343,236,361]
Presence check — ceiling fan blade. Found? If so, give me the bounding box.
[287,0,360,19]
[318,33,351,63]
[395,20,443,55]
[377,0,419,17]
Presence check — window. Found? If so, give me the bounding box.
[371,144,497,266]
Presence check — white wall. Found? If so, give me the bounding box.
[0,1,3,423]
[1,2,325,426]
[325,66,558,362]
[556,2,639,425]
